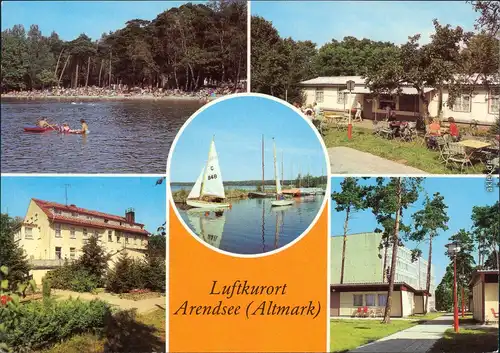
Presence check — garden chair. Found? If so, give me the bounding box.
[362,306,369,317]
[354,307,363,317]
[436,136,451,164]
[447,142,474,173]
[491,308,499,319]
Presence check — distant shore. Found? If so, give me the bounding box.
[1,94,219,102]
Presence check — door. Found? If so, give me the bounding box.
[363,95,374,120]
[331,291,340,316]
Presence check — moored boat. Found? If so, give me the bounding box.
[271,139,294,207]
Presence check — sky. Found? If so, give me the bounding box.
[1,1,203,41]
[0,176,166,233]
[330,177,500,285]
[169,96,328,182]
[252,1,480,46]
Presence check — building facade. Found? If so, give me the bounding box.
[300,76,499,125]
[14,199,150,283]
[470,270,499,323]
[330,232,436,316]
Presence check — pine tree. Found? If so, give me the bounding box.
[0,213,31,290]
[78,233,109,280]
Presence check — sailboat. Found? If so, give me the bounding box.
[271,139,294,207]
[248,135,274,199]
[186,137,231,209]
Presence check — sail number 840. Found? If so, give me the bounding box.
[207,174,218,180]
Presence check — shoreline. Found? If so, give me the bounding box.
[0,94,221,102]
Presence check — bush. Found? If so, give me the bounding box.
[42,278,51,300]
[106,252,166,294]
[45,263,101,293]
[0,298,110,352]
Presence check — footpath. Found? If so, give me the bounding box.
[348,315,452,353]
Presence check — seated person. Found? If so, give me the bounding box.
[37,117,50,128]
[448,117,460,141]
[428,119,441,136]
[61,123,71,132]
[385,105,396,122]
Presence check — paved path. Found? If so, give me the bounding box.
[328,147,428,174]
[53,289,165,314]
[348,315,452,353]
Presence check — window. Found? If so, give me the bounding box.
[365,294,376,306]
[108,230,113,242]
[353,294,363,306]
[337,90,346,104]
[25,227,33,239]
[378,294,387,307]
[125,236,129,244]
[104,219,109,223]
[70,227,76,239]
[70,247,76,259]
[489,89,499,114]
[315,88,324,103]
[83,228,88,238]
[116,232,121,243]
[55,247,62,259]
[378,94,396,110]
[398,94,418,112]
[87,215,93,220]
[453,94,471,112]
[54,208,61,215]
[55,224,61,237]
[134,236,137,245]
[71,212,78,217]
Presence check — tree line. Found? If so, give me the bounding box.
[332,177,498,323]
[1,0,247,93]
[251,1,499,120]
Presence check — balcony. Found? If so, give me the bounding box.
[29,259,76,269]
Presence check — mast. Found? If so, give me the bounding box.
[281,151,284,187]
[273,138,278,199]
[262,134,265,193]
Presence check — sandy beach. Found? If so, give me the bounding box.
[0,94,221,102]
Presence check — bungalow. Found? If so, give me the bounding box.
[300,76,499,125]
[469,269,499,323]
[330,282,430,318]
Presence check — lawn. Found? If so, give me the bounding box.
[322,126,484,174]
[39,309,166,353]
[408,312,443,321]
[330,319,418,353]
[429,327,499,353]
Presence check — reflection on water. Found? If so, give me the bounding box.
[178,196,324,255]
[1,98,201,173]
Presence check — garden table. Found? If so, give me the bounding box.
[457,140,492,149]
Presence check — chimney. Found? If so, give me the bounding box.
[125,208,135,224]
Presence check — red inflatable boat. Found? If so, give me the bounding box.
[23,125,54,133]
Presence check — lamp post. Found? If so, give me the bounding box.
[446,242,461,333]
[346,80,355,140]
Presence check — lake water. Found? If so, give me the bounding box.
[177,195,325,255]
[1,98,202,173]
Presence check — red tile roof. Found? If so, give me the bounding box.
[32,199,149,236]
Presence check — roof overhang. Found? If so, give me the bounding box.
[330,282,419,293]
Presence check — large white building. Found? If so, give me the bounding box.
[300,75,499,125]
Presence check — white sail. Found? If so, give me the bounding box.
[276,163,282,194]
[200,212,226,249]
[201,140,225,199]
[187,167,205,199]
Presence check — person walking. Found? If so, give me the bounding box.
[354,100,363,122]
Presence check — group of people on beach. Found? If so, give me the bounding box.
[36,117,89,134]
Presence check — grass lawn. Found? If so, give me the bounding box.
[408,312,443,321]
[39,309,165,353]
[322,127,484,174]
[429,327,499,353]
[330,319,418,353]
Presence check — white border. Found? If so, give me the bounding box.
[166,92,332,259]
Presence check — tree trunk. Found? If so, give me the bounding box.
[98,60,103,87]
[74,60,79,88]
[85,57,91,87]
[58,55,70,87]
[185,67,189,91]
[174,66,179,89]
[54,49,64,78]
[109,52,112,87]
[340,207,350,284]
[418,90,430,123]
[383,244,388,282]
[383,178,402,324]
[424,234,433,314]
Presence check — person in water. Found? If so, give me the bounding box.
[80,119,89,134]
[61,123,71,133]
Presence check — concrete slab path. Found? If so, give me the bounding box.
[328,147,428,175]
[348,315,453,353]
[53,289,165,314]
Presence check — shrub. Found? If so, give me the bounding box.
[45,263,101,293]
[0,298,110,352]
[42,278,51,300]
[106,252,147,294]
[79,234,109,279]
